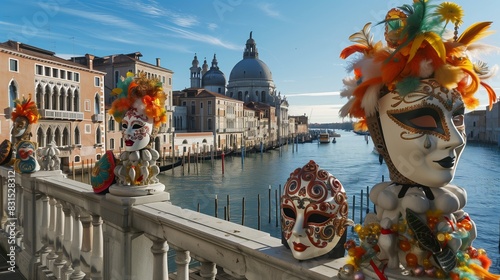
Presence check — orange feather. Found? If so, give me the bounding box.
[457,21,493,46]
[340,44,370,59]
[480,81,497,110]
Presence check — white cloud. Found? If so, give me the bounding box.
[58,7,141,31]
[258,3,281,19]
[156,24,240,50]
[286,91,341,97]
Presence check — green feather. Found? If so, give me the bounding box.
[396,77,421,96]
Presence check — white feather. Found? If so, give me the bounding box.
[339,98,355,118]
[361,84,383,117]
[419,59,434,78]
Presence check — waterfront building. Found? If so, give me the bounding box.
[173,88,245,151]
[75,52,175,156]
[186,32,291,149]
[465,101,500,145]
[0,40,106,171]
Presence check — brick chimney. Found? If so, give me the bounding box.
[85,54,95,70]
[156,58,161,67]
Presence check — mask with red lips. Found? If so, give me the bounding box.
[377,79,466,187]
[121,108,153,152]
[281,160,350,260]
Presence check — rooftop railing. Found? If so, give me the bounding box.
[0,166,346,280]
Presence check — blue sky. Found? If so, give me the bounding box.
[2,0,500,123]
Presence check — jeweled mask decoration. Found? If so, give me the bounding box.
[281,160,352,260]
[11,97,40,173]
[376,79,466,187]
[338,1,499,278]
[109,72,167,191]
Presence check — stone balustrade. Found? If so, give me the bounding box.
[0,166,346,280]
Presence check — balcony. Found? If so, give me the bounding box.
[40,109,84,121]
[92,113,104,122]
[0,166,347,280]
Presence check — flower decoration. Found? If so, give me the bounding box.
[91,150,116,194]
[109,72,167,127]
[11,96,40,124]
[339,0,497,130]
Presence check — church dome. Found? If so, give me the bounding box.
[229,32,273,82]
[229,58,272,81]
[202,54,226,87]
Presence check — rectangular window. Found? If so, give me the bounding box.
[94,76,101,87]
[84,100,90,111]
[52,68,58,78]
[60,70,66,79]
[208,101,212,115]
[110,139,115,149]
[85,124,91,134]
[9,59,18,72]
[36,64,43,75]
[169,77,172,85]
[67,71,73,80]
[74,72,80,82]
[44,66,51,76]
[191,101,195,114]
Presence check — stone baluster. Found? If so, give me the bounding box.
[38,195,51,266]
[15,183,24,247]
[53,200,66,278]
[69,206,85,280]
[46,196,58,271]
[0,175,6,230]
[80,213,93,275]
[173,246,191,280]
[61,203,74,279]
[90,214,103,280]
[199,258,217,280]
[145,234,169,280]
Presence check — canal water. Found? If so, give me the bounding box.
[159,131,500,272]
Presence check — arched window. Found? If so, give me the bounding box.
[73,90,79,112]
[54,127,61,146]
[74,155,80,163]
[261,91,266,103]
[63,128,69,146]
[110,138,115,149]
[45,85,51,109]
[36,84,43,109]
[37,127,44,148]
[46,127,53,146]
[52,86,59,110]
[74,127,80,145]
[182,140,188,144]
[60,88,66,111]
[96,154,101,161]
[66,89,72,111]
[108,117,115,131]
[9,81,17,108]
[96,127,102,144]
[207,118,212,130]
[94,93,100,114]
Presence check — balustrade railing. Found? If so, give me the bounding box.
[0,166,345,280]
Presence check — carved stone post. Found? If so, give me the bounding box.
[173,246,191,280]
[69,206,85,280]
[80,213,93,275]
[46,197,58,271]
[61,202,74,278]
[91,214,103,280]
[53,200,66,278]
[199,258,217,280]
[145,234,169,280]
[38,195,50,267]
[101,192,170,280]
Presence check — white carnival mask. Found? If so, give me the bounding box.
[121,108,153,151]
[378,79,466,187]
[281,160,350,260]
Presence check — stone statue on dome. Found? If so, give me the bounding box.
[338,1,499,279]
[107,72,167,196]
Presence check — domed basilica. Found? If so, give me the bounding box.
[189,32,285,107]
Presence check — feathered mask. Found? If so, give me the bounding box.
[339,0,497,131]
[109,72,167,127]
[11,96,40,124]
